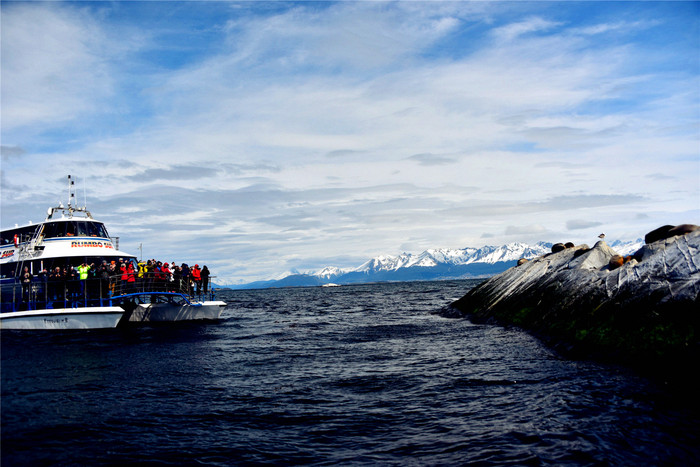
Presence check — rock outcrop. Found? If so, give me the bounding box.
[447,228,700,378]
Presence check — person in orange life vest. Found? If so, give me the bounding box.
[192,264,202,296]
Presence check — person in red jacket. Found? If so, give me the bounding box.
[162,262,172,291]
[192,264,202,297]
[120,261,129,295]
[126,262,136,293]
[153,261,165,290]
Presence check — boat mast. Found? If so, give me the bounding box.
[11,175,94,277]
[67,175,76,215]
[63,175,92,219]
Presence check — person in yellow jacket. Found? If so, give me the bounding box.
[77,262,91,298]
[77,262,91,280]
[137,260,147,291]
[138,260,146,278]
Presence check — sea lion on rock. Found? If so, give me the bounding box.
[668,224,699,237]
[551,243,566,253]
[645,224,699,244]
[645,225,675,244]
[449,228,700,377]
[633,248,645,263]
[517,258,529,266]
[565,242,575,248]
[608,255,624,270]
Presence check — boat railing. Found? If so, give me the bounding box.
[0,273,217,314]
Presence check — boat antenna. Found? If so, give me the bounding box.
[67,175,75,210]
[83,176,87,209]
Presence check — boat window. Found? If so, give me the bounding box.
[39,221,109,239]
[0,262,16,278]
[0,226,38,244]
[75,221,107,237]
[88,222,109,237]
[87,222,99,237]
[0,231,13,244]
[42,222,64,239]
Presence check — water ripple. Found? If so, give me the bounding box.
[3,280,700,465]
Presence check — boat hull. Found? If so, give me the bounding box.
[0,307,125,330]
[127,300,226,322]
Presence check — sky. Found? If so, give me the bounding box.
[1,1,699,285]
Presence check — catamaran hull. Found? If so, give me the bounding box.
[0,307,125,330]
[127,301,226,322]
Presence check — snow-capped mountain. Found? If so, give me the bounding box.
[319,242,552,279]
[224,239,645,289]
[314,266,352,280]
[609,238,644,256]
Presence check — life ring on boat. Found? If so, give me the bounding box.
[14,234,19,247]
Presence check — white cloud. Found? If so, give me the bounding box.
[1,4,116,130]
[491,16,562,42]
[1,1,698,283]
[567,220,604,231]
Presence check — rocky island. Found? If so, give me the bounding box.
[445,225,700,379]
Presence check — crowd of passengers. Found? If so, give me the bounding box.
[14,259,212,305]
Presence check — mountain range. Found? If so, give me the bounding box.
[223,239,644,290]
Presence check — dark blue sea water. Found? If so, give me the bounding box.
[2,280,699,466]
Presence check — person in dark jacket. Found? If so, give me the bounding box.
[97,260,111,300]
[65,265,78,304]
[181,264,191,295]
[49,266,65,302]
[200,265,210,296]
[21,266,33,303]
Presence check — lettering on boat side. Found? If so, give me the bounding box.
[70,241,114,249]
[43,317,69,324]
[1,250,15,258]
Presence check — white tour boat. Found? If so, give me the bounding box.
[1,176,226,329]
[123,293,227,322]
